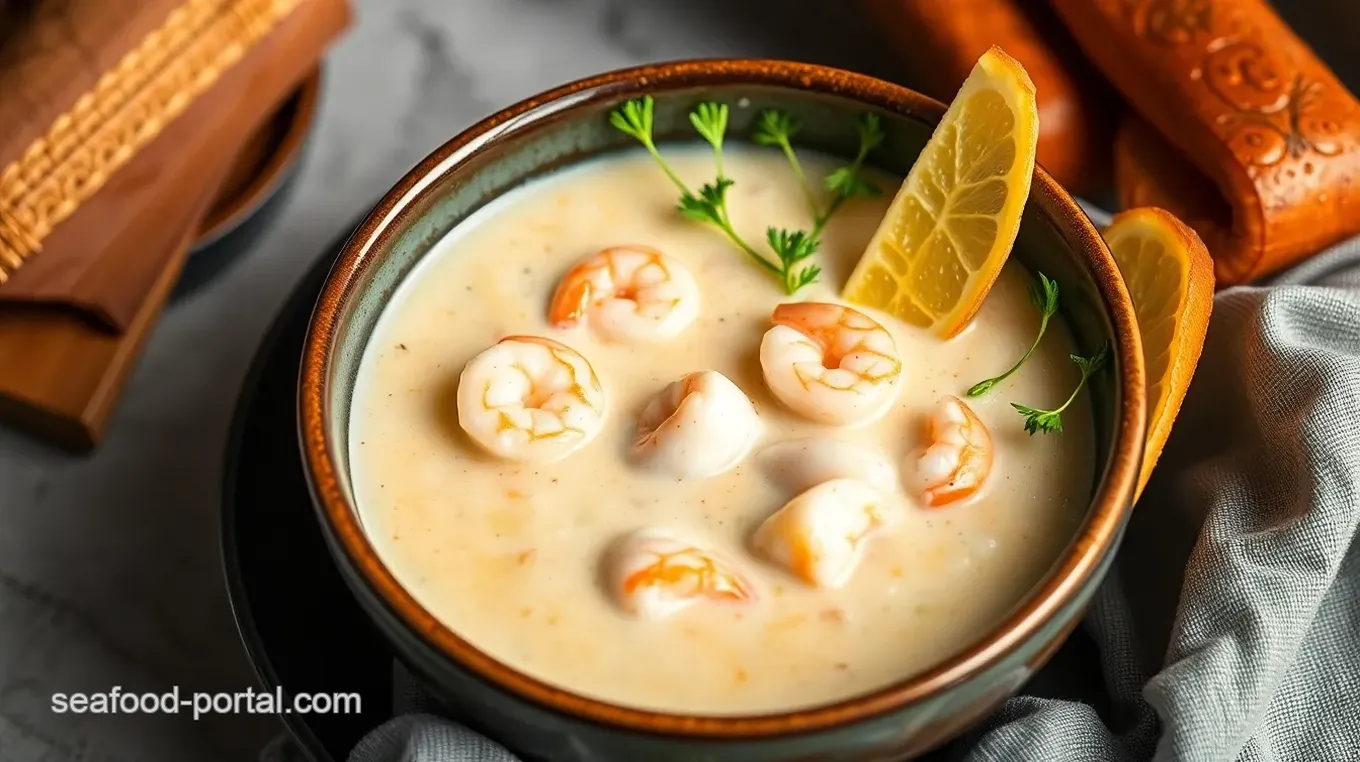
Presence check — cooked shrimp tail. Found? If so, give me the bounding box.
[750,478,900,589]
[548,245,700,342]
[605,529,757,620]
[456,335,607,463]
[915,395,993,506]
[759,302,903,426]
[548,275,594,329]
[631,371,762,480]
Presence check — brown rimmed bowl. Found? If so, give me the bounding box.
[299,59,1146,762]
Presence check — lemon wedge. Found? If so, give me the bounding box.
[843,46,1039,337]
[1103,207,1214,498]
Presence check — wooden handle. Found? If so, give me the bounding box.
[1050,0,1360,284]
[862,0,1117,198]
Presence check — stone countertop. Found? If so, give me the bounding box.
[0,1,1354,760]
[0,1,906,759]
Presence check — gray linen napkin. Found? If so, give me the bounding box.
[317,229,1360,762]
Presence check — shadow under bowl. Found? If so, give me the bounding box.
[298,59,1146,762]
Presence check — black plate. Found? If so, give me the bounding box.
[221,223,392,762]
[221,223,1110,762]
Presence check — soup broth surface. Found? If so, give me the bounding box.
[349,146,1094,714]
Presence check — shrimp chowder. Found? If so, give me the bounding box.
[349,146,1095,715]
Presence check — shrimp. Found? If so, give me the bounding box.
[456,335,606,463]
[631,371,762,480]
[759,302,902,427]
[548,245,700,342]
[915,395,993,507]
[757,438,897,496]
[750,478,901,589]
[604,528,757,620]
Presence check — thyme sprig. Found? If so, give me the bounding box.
[754,110,885,240]
[609,96,882,295]
[1012,342,1111,435]
[968,272,1061,397]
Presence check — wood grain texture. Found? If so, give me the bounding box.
[1051,0,1360,285]
[195,68,321,245]
[0,0,350,452]
[0,219,198,452]
[862,0,1119,197]
[0,0,308,326]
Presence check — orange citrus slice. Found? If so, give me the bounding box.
[1103,207,1214,498]
[843,46,1039,337]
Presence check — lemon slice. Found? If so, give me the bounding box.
[1103,207,1214,498]
[843,46,1039,337]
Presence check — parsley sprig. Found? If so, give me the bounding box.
[754,110,885,240]
[609,97,688,190]
[611,96,809,292]
[766,228,821,293]
[968,272,1061,396]
[609,96,882,296]
[752,111,817,215]
[1011,342,1110,435]
[679,102,780,276]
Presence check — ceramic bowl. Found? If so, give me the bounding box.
[299,60,1146,762]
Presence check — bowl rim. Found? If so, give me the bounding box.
[299,57,1146,738]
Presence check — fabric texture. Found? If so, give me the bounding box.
[329,231,1360,762]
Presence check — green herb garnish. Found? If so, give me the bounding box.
[611,97,801,291]
[766,228,821,294]
[968,272,1061,396]
[753,110,817,214]
[609,97,689,191]
[755,110,885,239]
[679,102,782,276]
[610,96,880,296]
[1011,342,1111,435]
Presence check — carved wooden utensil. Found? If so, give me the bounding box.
[862,0,1120,198]
[0,0,324,331]
[0,0,350,452]
[1049,0,1360,285]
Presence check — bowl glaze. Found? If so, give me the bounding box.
[299,59,1146,762]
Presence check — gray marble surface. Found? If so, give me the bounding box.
[0,1,1356,761]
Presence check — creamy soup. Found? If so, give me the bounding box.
[349,147,1095,715]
